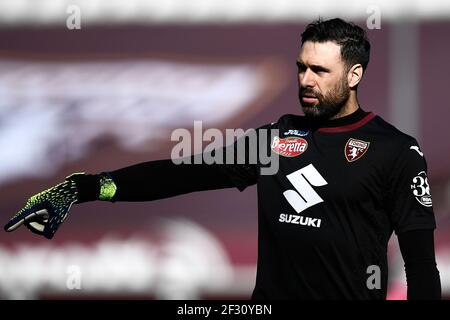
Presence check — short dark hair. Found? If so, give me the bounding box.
[301,18,371,71]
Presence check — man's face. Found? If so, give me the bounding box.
[297,41,350,120]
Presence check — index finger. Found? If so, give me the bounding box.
[4,208,48,232]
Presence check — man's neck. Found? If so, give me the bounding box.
[329,94,359,120]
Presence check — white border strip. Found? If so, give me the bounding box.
[0,0,449,25]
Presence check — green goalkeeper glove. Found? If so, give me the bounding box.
[4,172,117,239]
[3,174,82,239]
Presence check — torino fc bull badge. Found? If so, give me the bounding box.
[345,138,370,162]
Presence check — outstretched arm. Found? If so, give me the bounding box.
[4,126,264,239]
[4,154,257,239]
[73,157,239,203]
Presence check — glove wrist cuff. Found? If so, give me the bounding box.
[65,172,101,203]
[98,173,117,201]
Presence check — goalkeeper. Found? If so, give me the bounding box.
[4,18,441,300]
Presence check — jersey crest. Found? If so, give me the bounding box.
[345,138,370,162]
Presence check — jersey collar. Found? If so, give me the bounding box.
[313,107,375,133]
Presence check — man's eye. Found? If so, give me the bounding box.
[296,62,306,72]
[312,68,328,74]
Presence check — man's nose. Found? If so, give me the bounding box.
[300,68,315,87]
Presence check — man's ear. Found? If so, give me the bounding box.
[347,64,363,89]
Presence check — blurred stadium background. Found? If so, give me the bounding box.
[0,0,449,299]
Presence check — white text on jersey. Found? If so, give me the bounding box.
[279,214,322,228]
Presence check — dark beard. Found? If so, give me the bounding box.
[299,75,350,121]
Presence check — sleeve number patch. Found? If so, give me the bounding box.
[410,171,432,207]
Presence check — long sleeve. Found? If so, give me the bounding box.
[71,156,246,202]
[397,229,441,300]
[69,120,277,203]
[72,127,266,202]
[72,147,259,202]
[107,158,239,201]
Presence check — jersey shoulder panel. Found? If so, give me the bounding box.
[371,116,436,233]
[362,115,428,181]
[369,115,419,147]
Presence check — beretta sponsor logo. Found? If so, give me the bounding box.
[271,136,308,157]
